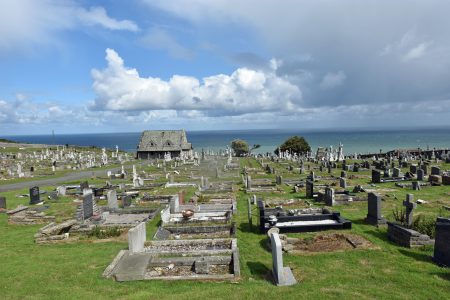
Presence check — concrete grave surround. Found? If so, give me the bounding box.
[270,232,297,286]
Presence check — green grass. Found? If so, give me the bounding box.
[0,158,449,299]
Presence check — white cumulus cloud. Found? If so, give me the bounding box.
[91,48,302,116]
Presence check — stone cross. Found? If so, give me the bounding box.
[403,194,416,227]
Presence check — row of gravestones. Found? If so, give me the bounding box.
[366,192,450,267]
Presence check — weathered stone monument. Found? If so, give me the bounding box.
[339,177,347,189]
[270,231,297,286]
[365,193,386,225]
[128,222,146,254]
[122,195,132,208]
[29,186,41,205]
[82,193,94,221]
[107,190,118,209]
[403,194,416,227]
[170,195,180,213]
[306,180,313,198]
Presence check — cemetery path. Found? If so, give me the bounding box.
[0,167,124,192]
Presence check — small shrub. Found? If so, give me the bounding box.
[392,207,406,225]
[412,215,436,238]
[88,226,122,239]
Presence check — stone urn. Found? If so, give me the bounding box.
[182,209,194,219]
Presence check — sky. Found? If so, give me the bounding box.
[1,0,450,135]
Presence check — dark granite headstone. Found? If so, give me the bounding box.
[29,186,41,205]
[82,193,94,220]
[366,192,386,225]
[431,166,441,176]
[0,196,6,210]
[417,169,424,181]
[433,217,450,267]
[372,169,381,183]
[306,180,313,198]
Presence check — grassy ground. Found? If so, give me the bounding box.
[0,158,449,299]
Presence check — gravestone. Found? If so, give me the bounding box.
[366,193,386,225]
[417,169,424,181]
[276,175,283,185]
[194,259,210,274]
[431,166,441,176]
[403,194,416,227]
[0,196,6,211]
[410,165,418,174]
[48,191,58,200]
[306,180,313,198]
[341,171,346,178]
[107,190,118,209]
[170,195,180,213]
[29,186,41,205]
[442,175,450,186]
[324,187,335,206]
[80,181,89,191]
[247,198,252,228]
[412,181,421,191]
[327,165,332,173]
[56,186,66,196]
[128,222,146,254]
[82,193,94,220]
[270,232,297,286]
[310,171,315,181]
[420,164,428,175]
[433,217,450,267]
[339,177,347,189]
[393,167,402,178]
[122,195,132,208]
[247,175,252,189]
[372,169,381,183]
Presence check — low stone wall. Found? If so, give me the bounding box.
[387,222,434,248]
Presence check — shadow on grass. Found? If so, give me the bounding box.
[238,222,260,234]
[352,218,368,225]
[398,249,432,263]
[246,261,271,281]
[430,271,450,281]
[259,237,271,252]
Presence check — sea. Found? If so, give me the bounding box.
[2,128,450,155]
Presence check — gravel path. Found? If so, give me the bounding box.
[0,166,125,192]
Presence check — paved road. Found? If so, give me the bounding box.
[0,166,125,192]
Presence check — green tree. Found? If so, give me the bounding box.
[275,136,311,155]
[231,139,249,156]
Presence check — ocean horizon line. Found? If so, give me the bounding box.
[3,125,450,138]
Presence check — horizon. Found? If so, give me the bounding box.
[3,125,450,138]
